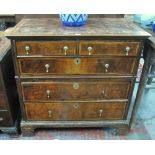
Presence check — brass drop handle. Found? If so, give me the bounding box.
[0,117,3,121]
[101,90,105,97]
[87,46,93,55]
[125,46,131,55]
[46,90,51,99]
[45,64,50,73]
[104,63,110,72]
[99,109,103,117]
[63,46,68,56]
[48,110,52,118]
[25,45,30,55]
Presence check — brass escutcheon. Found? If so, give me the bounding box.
[74,58,80,65]
[73,103,80,109]
[73,82,80,89]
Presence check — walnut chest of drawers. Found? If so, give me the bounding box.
[0,37,19,135]
[6,18,151,136]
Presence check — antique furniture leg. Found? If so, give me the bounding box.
[114,125,130,135]
[147,64,155,85]
[21,123,35,137]
[0,121,18,137]
[130,42,152,128]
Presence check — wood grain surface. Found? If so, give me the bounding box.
[16,41,77,56]
[21,80,132,102]
[25,101,127,121]
[79,41,141,56]
[18,57,137,75]
[6,18,151,38]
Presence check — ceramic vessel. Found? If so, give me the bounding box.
[59,14,88,27]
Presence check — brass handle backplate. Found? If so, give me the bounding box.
[63,46,68,56]
[101,90,106,97]
[25,45,30,55]
[46,90,51,99]
[87,46,93,55]
[104,63,110,72]
[45,64,50,73]
[125,46,131,55]
[99,109,103,117]
[48,110,52,118]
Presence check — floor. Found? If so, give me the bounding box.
[0,83,155,140]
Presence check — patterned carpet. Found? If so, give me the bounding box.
[0,120,153,140]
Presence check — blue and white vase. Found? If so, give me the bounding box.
[59,14,88,27]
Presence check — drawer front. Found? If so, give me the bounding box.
[18,58,137,75]
[21,81,132,102]
[16,41,77,56]
[0,111,12,127]
[0,93,7,110]
[79,41,141,56]
[25,102,127,121]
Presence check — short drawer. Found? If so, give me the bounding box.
[25,101,127,121]
[18,57,137,75]
[21,80,132,102]
[0,93,7,110]
[79,41,141,56]
[0,111,12,127]
[16,41,77,56]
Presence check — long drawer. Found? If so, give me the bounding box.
[21,80,132,102]
[18,57,137,75]
[25,101,127,121]
[16,41,77,56]
[79,41,141,56]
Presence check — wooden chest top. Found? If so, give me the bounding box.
[0,37,11,60]
[6,18,151,39]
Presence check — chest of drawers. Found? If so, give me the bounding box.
[0,37,19,135]
[6,18,150,136]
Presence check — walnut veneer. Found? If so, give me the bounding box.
[6,18,151,136]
